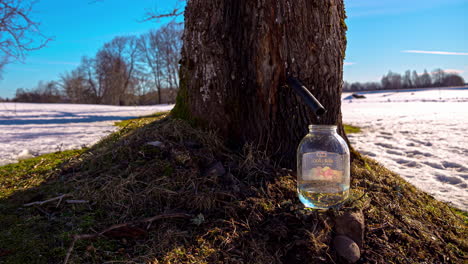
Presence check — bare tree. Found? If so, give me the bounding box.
[137,22,182,104]
[0,0,51,76]
[14,80,62,103]
[157,22,183,92]
[60,56,107,104]
[402,70,412,88]
[138,30,164,103]
[61,67,93,104]
[420,69,432,88]
[431,68,446,87]
[442,74,465,87]
[57,25,182,106]
[381,71,402,90]
[95,36,139,105]
[80,56,103,103]
[412,70,420,88]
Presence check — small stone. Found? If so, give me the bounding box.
[174,152,191,164]
[204,161,226,177]
[333,235,361,263]
[335,210,365,248]
[147,141,164,148]
[86,245,96,253]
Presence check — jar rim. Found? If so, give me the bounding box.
[308,124,337,130]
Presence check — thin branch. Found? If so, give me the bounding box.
[63,236,76,264]
[141,8,184,22]
[0,0,52,71]
[65,200,89,204]
[140,0,186,23]
[23,194,72,207]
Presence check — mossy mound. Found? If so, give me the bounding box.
[344,124,361,134]
[0,113,466,264]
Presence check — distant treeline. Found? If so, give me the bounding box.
[5,22,183,105]
[343,69,466,92]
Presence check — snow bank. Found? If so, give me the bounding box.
[342,88,468,210]
[0,103,173,166]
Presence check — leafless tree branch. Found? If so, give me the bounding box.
[23,194,72,207]
[140,0,186,22]
[141,8,184,22]
[0,0,52,75]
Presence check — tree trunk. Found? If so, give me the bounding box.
[173,0,347,168]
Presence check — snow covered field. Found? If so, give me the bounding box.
[342,87,468,210]
[1,88,467,210]
[0,103,173,166]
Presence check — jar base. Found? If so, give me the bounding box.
[297,186,349,209]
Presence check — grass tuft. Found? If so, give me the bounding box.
[344,124,361,134]
[0,149,85,199]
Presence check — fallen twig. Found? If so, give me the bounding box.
[62,237,76,264]
[368,222,390,232]
[65,200,89,204]
[63,212,191,264]
[24,194,72,207]
[140,212,191,224]
[32,204,51,218]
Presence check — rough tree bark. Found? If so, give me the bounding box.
[172,0,347,167]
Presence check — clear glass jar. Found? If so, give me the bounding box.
[297,125,350,209]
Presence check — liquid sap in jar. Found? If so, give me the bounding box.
[297,125,350,209]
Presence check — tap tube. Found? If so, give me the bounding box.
[287,77,326,117]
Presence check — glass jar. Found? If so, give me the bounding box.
[297,125,350,209]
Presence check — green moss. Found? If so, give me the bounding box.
[258,200,276,212]
[163,164,175,176]
[0,149,84,199]
[0,217,55,263]
[114,111,169,128]
[340,18,348,32]
[452,208,468,225]
[171,66,191,120]
[364,162,372,172]
[344,124,361,134]
[170,67,209,128]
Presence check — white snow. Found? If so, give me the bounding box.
[16,149,35,160]
[0,103,173,166]
[342,87,468,211]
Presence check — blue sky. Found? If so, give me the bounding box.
[344,0,468,83]
[0,0,467,98]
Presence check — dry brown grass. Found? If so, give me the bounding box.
[61,116,339,263]
[0,114,466,263]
